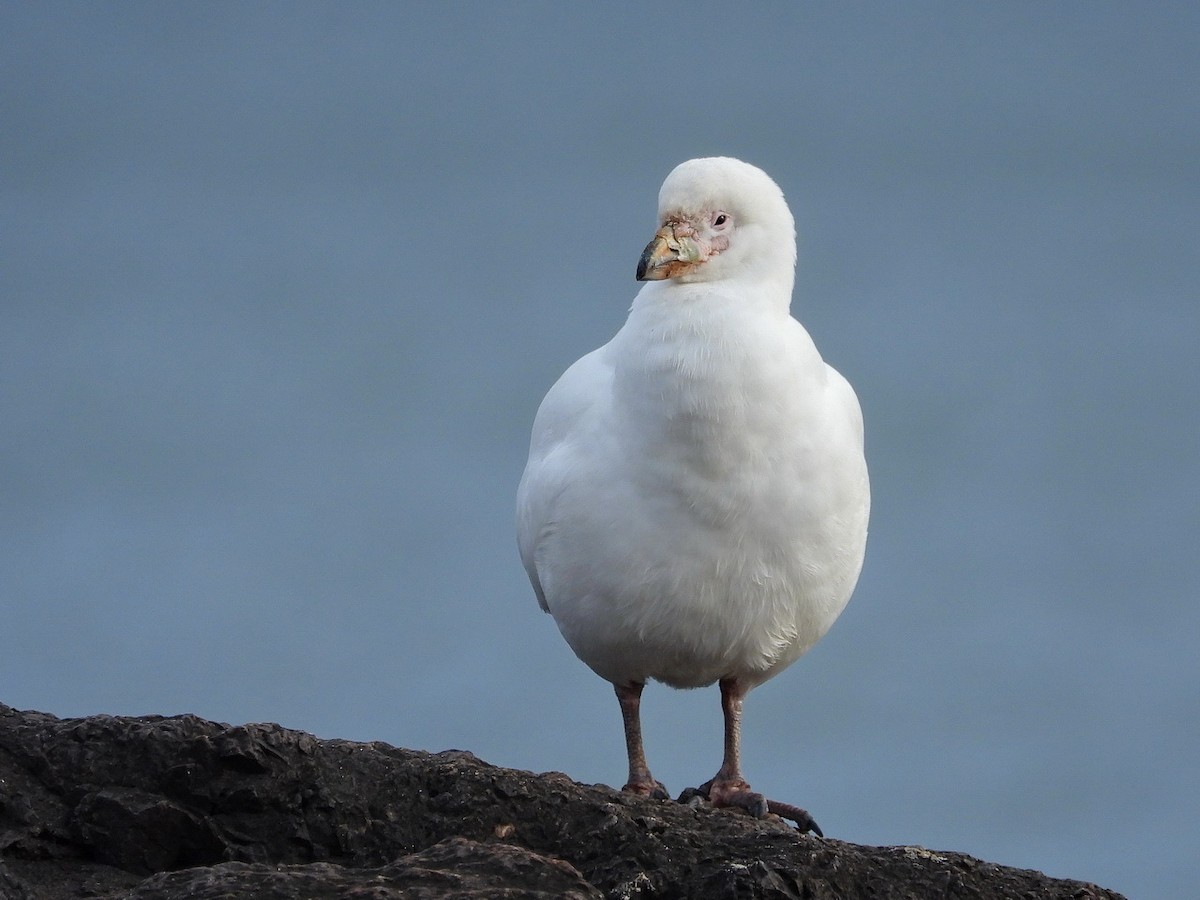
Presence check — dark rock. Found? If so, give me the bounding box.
[124,837,601,899]
[0,703,1125,899]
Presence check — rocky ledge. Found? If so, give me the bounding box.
[0,703,1123,899]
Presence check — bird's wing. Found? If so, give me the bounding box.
[822,361,865,449]
[516,346,613,611]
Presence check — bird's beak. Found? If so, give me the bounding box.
[636,224,703,281]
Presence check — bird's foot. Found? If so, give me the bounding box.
[622,774,670,801]
[763,798,823,836]
[683,778,823,836]
[676,785,709,807]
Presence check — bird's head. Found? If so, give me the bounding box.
[636,157,797,285]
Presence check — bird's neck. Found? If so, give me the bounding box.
[610,284,822,453]
[630,272,794,321]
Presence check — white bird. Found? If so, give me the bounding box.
[516,157,869,833]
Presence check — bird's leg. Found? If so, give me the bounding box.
[701,677,760,810]
[697,677,823,835]
[614,681,668,799]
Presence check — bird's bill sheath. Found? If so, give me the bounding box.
[636,224,703,281]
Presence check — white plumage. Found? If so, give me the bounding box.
[516,157,868,832]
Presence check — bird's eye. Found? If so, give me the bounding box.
[713,213,728,227]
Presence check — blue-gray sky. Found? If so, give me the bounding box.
[3,4,1197,898]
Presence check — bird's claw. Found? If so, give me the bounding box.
[676,786,709,807]
[765,799,823,836]
[622,778,670,801]
[681,780,822,835]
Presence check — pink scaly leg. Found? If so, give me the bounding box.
[697,677,822,835]
[614,681,669,799]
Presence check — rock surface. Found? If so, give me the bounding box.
[0,703,1124,899]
